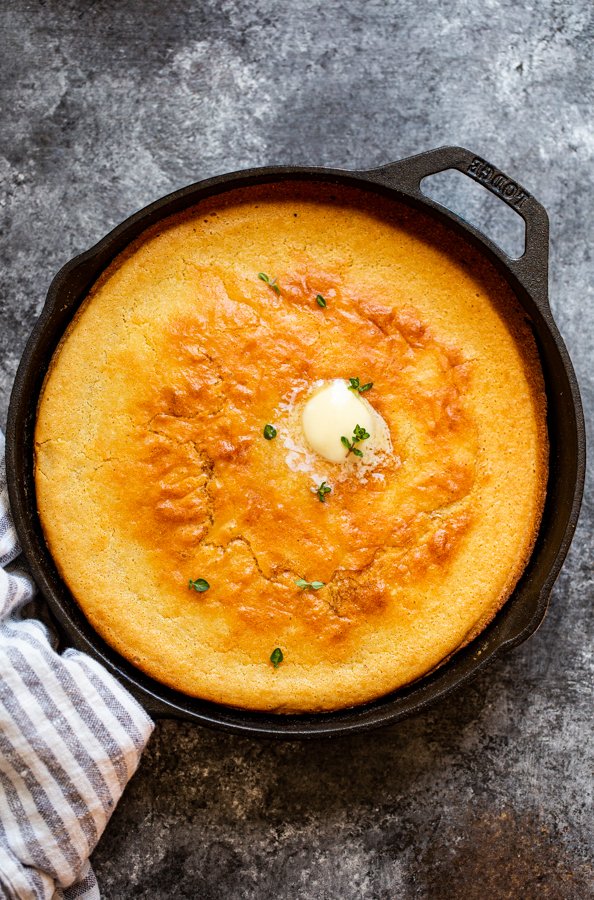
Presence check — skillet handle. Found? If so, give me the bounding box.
[359,145,550,306]
[31,595,174,719]
[118,685,180,721]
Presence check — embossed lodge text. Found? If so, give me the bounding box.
[467,156,529,208]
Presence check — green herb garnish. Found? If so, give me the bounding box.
[263,424,277,440]
[258,272,280,295]
[295,578,325,590]
[341,423,370,458]
[315,294,327,308]
[188,578,210,592]
[348,377,373,393]
[270,647,284,668]
[315,481,332,503]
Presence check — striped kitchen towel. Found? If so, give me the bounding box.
[0,432,154,900]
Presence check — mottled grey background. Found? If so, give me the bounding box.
[1,1,592,898]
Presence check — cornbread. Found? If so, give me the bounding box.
[35,182,548,712]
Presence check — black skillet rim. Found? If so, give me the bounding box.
[6,147,586,738]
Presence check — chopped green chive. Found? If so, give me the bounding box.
[341,424,370,458]
[295,578,325,590]
[316,481,332,503]
[258,272,281,295]
[270,647,284,668]
[188,578,210,592]
[263,424,277,440]
[348,377,373,393]
[315,294,327,308]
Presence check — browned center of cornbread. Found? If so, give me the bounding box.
[111,263,476,644]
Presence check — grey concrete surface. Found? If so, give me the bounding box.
[1,1,592,897]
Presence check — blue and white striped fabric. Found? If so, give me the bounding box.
[0,432,154,899]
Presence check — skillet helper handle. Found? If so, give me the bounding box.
[25,596,71,653]
[122,683,177,720]
[31,597,173,719]
[360,146,550,306]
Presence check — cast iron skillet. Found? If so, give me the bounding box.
[6,146,586,739]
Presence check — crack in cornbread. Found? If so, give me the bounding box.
[35,183,547,712]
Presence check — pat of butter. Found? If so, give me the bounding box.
[301,379,375,463]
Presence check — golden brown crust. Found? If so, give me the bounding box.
[34,183,548,712]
